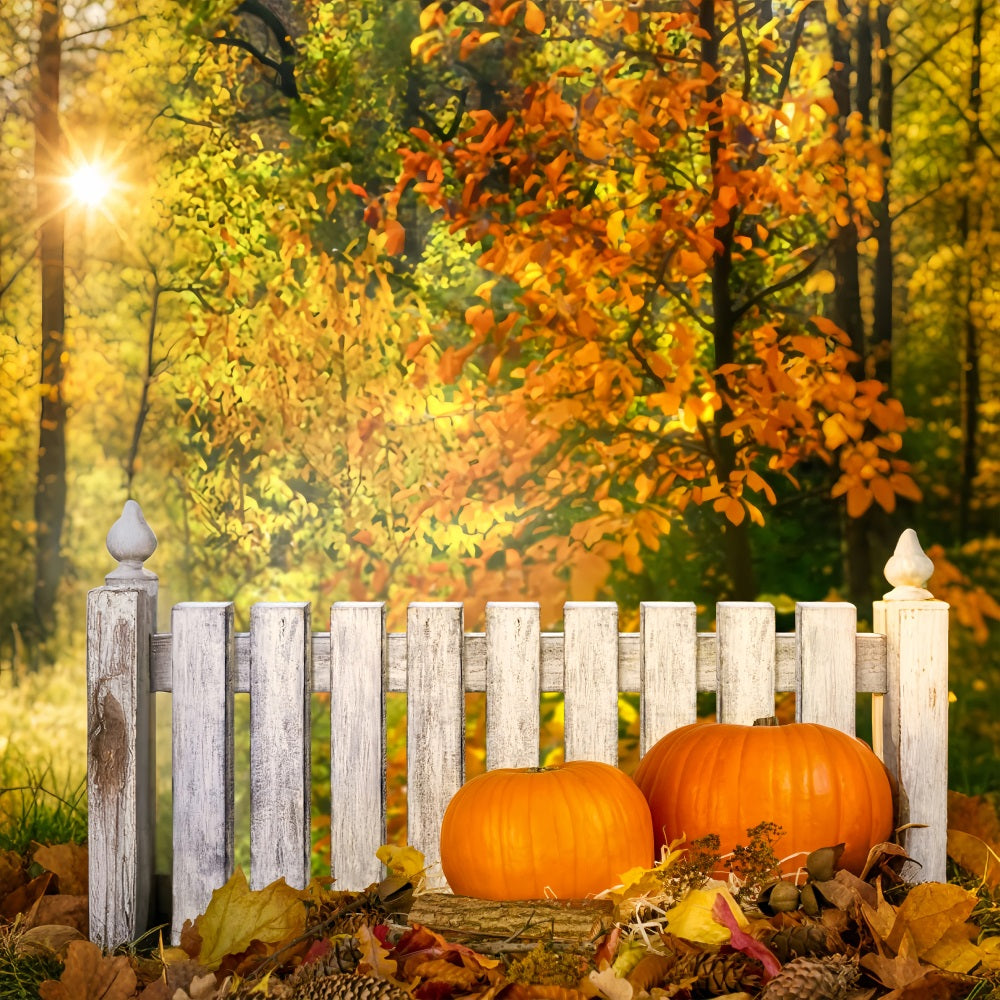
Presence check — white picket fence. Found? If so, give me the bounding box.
[86,501,950,949]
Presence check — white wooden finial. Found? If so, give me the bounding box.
[883,528,935,600]
[106,500,158,581]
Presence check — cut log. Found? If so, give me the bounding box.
[406,893,615,949]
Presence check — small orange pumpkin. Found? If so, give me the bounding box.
[632,717,894,875]
[440,760,654,899]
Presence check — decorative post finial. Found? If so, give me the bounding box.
[106,500,158,581]
[882,528,935,601]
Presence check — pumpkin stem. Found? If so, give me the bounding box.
[753,716,781,727]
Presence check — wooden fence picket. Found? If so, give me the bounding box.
[796,602,858,733]
[170,603,235,942]
[639,602,698,756]
[717,602,776,723]
[564,602,619,764]
[405,603,465,890]
[249,603,311,891]
[329,602,387,890]
[485,602,541,771]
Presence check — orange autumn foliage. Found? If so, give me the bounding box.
[390,0,920,600]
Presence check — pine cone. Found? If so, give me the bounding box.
[291,972,412,1000]
[759,955,859,1000]
[294,936,363,978]
[765,922,837,962]
[673,950,764,995]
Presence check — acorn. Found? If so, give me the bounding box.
[805,844,845,883]
[799,882,821,917]
[758,880,801,914]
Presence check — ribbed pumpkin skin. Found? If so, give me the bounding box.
[632,722,894,875]
[440,760,655,900]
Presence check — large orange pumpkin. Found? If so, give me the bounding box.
[440,760,654,899]
[632,718,894,875]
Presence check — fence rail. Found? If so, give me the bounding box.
[148,626,890,695]
[86,502,950,950]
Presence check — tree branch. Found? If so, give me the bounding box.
[774,3,810,101]
[63,15,146,42]
[124,279,162,492]
[153,106,220,130]
[0,242,37,301]
[228,0,300,98]
[895,23,967,88]
[732,254,822,320]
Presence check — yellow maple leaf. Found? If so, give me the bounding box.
[192,869,307,970]
[660,887,748,945]
[376,844,427,889]
[885,882,982,974]
[356,924,399,980]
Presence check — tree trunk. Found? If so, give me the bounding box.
[701,0,756,601]
[826,4,866,369]
[869,3,894,391]
[32,0,68,646]
[958,0,984,542]
[827,1,873,610]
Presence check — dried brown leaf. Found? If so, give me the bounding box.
[357,922,399,979]
[981,937,1000,972]
[468,985,508,1000]
[0,870,53,919]
[885,883,976,960]
[174,971,224,999]
[161,957,215,996]
[860,947,974,1000]
[832,869,878,908]
[178,918,203,960]
[885,882,985,975]
[948,790,1000,846]
[37,939,137,1000]
[625,953,673,992]
[584,968,633,1000]
[411,957,480,988]
[947,828,1000,888]
[810,878,855,910]
[0,849,27,898]
[860,944,931,991]
[28,892,89,933]
[135,982,172,1000]
[859,842,915,885]
[858,882,898,946]
[508,986,590,1000]
[33,843,89,896]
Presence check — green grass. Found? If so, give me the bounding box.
[0,752,87,853]
[0,919,65,1000]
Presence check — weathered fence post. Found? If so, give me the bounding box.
[874,529,950,883]
[87,500,158,948]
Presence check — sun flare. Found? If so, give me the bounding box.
[67,162,113,207]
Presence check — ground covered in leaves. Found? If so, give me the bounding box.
[2,793,1000,1000]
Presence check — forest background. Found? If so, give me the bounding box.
[1,0,998,865]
